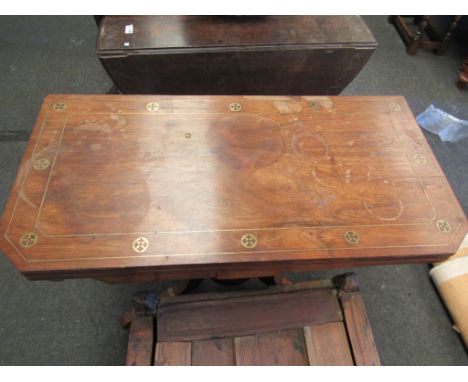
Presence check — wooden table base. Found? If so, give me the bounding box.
[390,15,462,56]
[123,273,380,366]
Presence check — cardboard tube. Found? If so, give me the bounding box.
[430,234,468,346]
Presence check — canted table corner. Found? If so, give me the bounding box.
[0,95,466,283]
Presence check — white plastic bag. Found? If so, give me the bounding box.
[416,105,468,143]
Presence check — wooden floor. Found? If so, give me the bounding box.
[125,273,381,366]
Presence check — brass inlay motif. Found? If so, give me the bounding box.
[413,153,427,165]
[308,101,321,111]
[388,102,401,111]
[229,102,242,112]
[132,237,149,253]
[185,132,192,138]
[344,230,360,245]
[53,103,66,112]
[241,234,257,249]
[33,158,50,171]
[146,102,160,112]
[436,220,452,233]
[20,232,38,248]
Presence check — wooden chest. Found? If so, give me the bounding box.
[0,95,466,283]
[96,16,377,95]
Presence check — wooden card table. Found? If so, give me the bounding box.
[0,95,466,283]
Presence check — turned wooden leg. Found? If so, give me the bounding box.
[437,16,462,56]
[457,55,468,88]
[407,15,431,55]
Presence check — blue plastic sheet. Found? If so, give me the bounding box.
[416,105,468,143]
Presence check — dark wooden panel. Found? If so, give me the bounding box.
[157,289,342,342]
[98,16,376,51]
[192,338,235,366]
[154,342,191,366]
[125,317,154,366]
[304,322,354,365]
[340,293,381,366]
[97,16,376,95]
[99,48,375,95]
[234,329,309,366]
[0,95,466,282]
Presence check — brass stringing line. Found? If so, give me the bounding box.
[436,176,462,244]
[389,118,438,224]
[22,242,457,263]
[7,108,67,262]
[34,115,68,229]
[38,221,445,238]
[5,100,53,261]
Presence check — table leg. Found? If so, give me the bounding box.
[457,55,468,88]
[407,16,431,55]
[437,16,462,56]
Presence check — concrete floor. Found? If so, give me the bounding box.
[0,16,467,365]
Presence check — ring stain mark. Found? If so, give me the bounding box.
[363,195,405,221]
[291,129,330,159]
[311,165,371,189]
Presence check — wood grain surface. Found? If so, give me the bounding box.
[125,316,154,366]
[151,275,379,365]
[98,16,376,51]
[340,292,381,365]
[0,95,466,281]
[304,322,354,365]
[157,288,341,342]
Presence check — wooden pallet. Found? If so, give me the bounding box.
[124,273,380,366]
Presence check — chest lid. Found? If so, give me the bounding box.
[97,16,377,52]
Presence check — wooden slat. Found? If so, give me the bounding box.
[340,293,381,366]
[304,322,354,365]
[125,317,154,366]
[157,288,342,342]
[154,342,191,366]
[234,336,259,365]
[192,338,235,366]
[234,329,309,366]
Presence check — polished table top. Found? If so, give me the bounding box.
[0,95,466,282]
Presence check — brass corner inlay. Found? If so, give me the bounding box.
[33,158,50,171]
[229,102,242,112]
[20,232,38,248]
[344,230,359,244]
[308,101,321,111]
[413,153,427,165]
[53,103,66,112]
[388,102,401,111]
[436,220,452,233]
[241,234,257,249]
[146,102,160,112]
[132,236,149,253]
